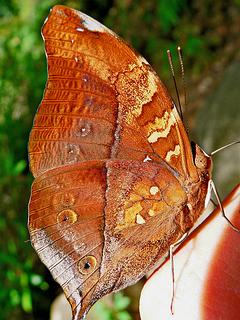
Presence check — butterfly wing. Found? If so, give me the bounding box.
[96,159,190,296]
[28,159,189,319]
[29,5,197,181]
[28,161,106,319]
[28,5,208,319]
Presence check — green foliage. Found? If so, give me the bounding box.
[105,0,240,78]
[157,0,186,33]
[0,0,239,319]
[90,293,132,320]
[0,1,57,318]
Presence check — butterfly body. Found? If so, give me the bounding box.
[28,5,212,319]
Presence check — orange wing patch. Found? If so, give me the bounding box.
[109,160,187,231]
[114,63,158,124]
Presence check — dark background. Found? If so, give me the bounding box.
[0,0,239,319]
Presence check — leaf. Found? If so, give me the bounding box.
[9,289,21,307]
[118,311,132,320]
[13,159,26,175]
[114,293,131,310]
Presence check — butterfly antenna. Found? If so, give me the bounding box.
[177,46,187,110]
[210,180,240,233]
[211,141,240,156]
[167,49,183,120]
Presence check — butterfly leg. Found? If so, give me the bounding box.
[169,231,189,314]
[210,180,240,233]
[210,198,218,207]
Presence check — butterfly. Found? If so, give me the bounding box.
[28,5,213,320]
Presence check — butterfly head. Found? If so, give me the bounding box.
[191,142,212,180]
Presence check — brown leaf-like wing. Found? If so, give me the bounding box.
[29,159,191,319]
[28,6,211,320]
[28,161,106,319]
[98,159,191,294]
[29,5,198,181]
[90,159,207,316]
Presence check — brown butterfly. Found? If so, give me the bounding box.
[28,5,213,320]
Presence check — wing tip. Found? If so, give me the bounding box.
[42,5,116,38]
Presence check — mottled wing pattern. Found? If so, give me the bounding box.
[99,160,191,293]
[28,5,197,181]
[28,159,189,319]
[28,161,106,319]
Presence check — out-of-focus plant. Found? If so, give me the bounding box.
[105,0,240,78]
[90,292,132,320]
[0,1,57,319]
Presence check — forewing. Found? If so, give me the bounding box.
[29,5,197,180]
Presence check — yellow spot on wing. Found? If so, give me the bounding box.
[148,111,169,131]
[165,145,181,162]
[129,193,142,202]
[148,202,168,217]
[148,209,155,217]
[136,214,146,224]
[164,185,185,206]
[147,111,175,143]
[57,209,78,224]
[149,186,159,195]
[124,202,143,225]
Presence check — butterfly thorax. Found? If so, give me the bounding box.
[181,143,212,232]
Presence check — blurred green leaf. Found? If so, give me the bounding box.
[10,289,21,307]
[185,36,204,55]
[90,293,132,319]
[118,311,132,320]
[21,287,32,312]
[20,273,32,312]
[30,274,43,286]
[114,293,131,310]
[157,0,186,33]
[13,160,27,175]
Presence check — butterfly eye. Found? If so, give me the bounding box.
[57,209,78,224]
[78,256,97,275]
[192,143,212,171]
[195,156,208,169]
